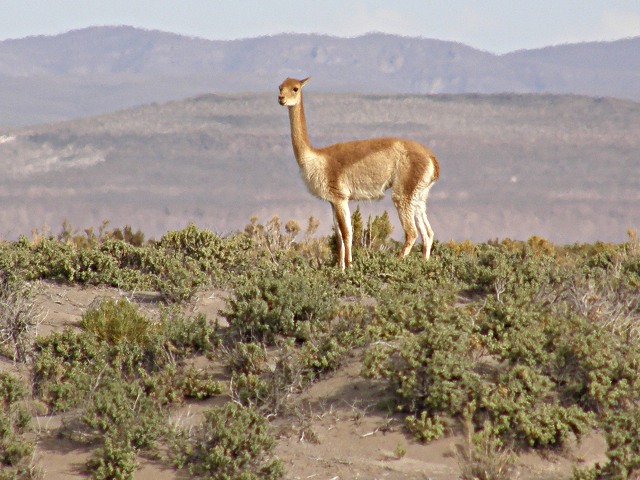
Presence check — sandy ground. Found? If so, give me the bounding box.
[1,281,608,479]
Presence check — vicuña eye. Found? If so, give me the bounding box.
[293,87,299,92]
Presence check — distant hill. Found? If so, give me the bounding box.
[1,92,638,244]
[1,26,639,126]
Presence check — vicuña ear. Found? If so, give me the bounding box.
[301,77,311,87]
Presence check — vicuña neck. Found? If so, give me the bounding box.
[288,100,315,161]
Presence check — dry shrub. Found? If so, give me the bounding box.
[0,274,42,363]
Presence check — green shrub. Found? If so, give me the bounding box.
[178,366,224,400]
[363,274,599,450]
[73,240,154,290]
[28,237,77,281]
[226,342,267,375]
[0,373,37,479]
[107,225,145,247]
[32,328,102,412]
[479,365,593,447]
[170,402,284,480]
[150,252,209,303]
[0,223,253,301]
[368,285,459,339]
[597,409,640,479]
[81,298,154,346]
[477,296,555,367]
[229,341,309,414]
[158,223,252,278]
[86,436,138,480]
[573,408,640,479]
[550,315,640,412]
[349,207,394,251]
[224,266,337,344]
[0,373,27,410]
[230,372,273,410]
[0,238,31,283]
[467,242,561,299]
[298,336,347,377]
[6,223,640,475]
[34,303,221,414]
[82,370,166,450]
[363,308,480,416]
[404,411,445,443]
[158,309,220,356]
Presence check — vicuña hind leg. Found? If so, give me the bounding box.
[393,195,418,258]
[415,202,435,259]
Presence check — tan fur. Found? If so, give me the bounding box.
[279,77,440,268]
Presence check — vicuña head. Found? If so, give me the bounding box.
[278,76,440,269]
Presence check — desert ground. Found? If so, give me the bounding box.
[0,280,609,480]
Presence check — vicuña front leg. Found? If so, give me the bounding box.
[332,201,353,269]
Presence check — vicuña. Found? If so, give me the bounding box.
[278,77,440,269]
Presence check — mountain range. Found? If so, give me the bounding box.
[1,26,639,126]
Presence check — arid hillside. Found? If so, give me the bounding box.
[1,92,638,243]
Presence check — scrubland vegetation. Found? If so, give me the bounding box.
[1,213,639,479]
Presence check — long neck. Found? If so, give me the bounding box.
[288,98,315,162]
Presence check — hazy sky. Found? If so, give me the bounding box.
[2,0,640,53]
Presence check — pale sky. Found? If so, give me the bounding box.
[1,0,640,54]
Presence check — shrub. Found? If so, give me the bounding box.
[404,411,445,443]
[573,408,640,479]
[477,296,556,367]
[6,223,640,475]
[0,275,42,362]
[297,335,347,377]
[0,373,38,479]
[32,328,102,412]
[230,372,274,410]
[550,314,640,412]
[367,285,458,339]
[458,419,518,480]
[27,237,77,282]
[224,266,337,344]
[158,309,220,356]
[479,365,593,447]
[107,225,145,247]
[244,216,300,258]
[0,223,254,302]
[81,298,154,346]
[363,272,598,450]
[85,436,138,480]
[178,366,224,400]
[34,302,221,413]
[158,223,251,278]
[598,409,640,479]
[82,370,167,450]
[170,402,284,480]
[339,245,461,301]
[153,254,207,303]
[363,210,394,251]
[229,341,310,414]
[226,342,267,375]
[363,307,480,416]
[74,240,153,290]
